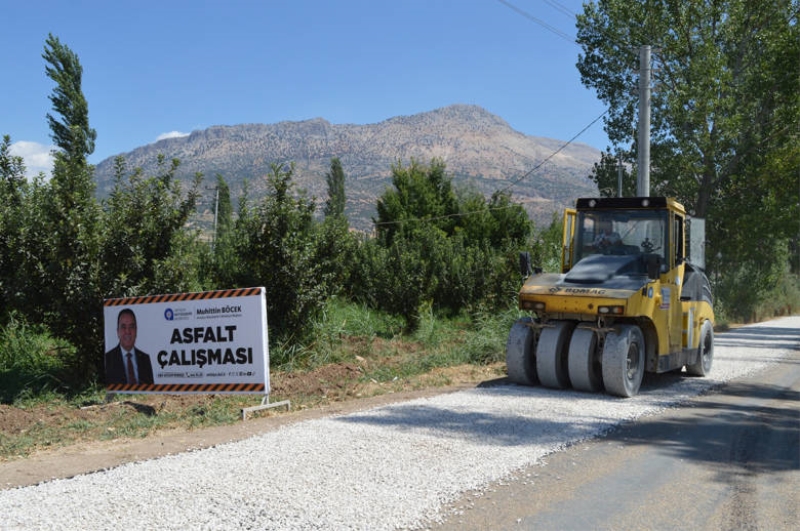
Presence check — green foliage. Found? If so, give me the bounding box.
[428,233,489,312]
[229,163,329,342]
[374,160,532,251]
[529,212,563,273]
[214,173,233,243]
[455,187,532,249]
[2,136,206,387]
[576,0,799,315]
[342,235,383,308]
[316,159,358,296]
[485,190,533,248]
[5,146,212,384]
[31,34,104,379]
[0,162,52,321]
[324,157,346,219]
[315,215,359,296]
[370,231,436,330]
[375,158,459,245]
[589,149,636,199]
[0,315,77,403]
[348,223,524,330]
[365,158,533,329]
[459,305,524,365]
[0,136,29,316]
[346,231,432,329]
[0,135,26,192]
[323,296,405,339]
[713,240,800,323]
[99,155,203,297]
[43,33,96,167]
[454,186,495,243]
[204,178,244,289]
[41,157,103,356]
[357,305,519,384]
[411,300,446,349]
[269,297,405,370]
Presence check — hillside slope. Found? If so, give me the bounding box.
[94,104,600,231]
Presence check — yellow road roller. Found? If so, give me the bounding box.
[507,197,714,397]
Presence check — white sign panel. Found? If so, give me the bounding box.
[103,287,269,394]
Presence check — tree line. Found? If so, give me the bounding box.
[2,134,541,388]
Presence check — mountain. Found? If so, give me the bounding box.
[93,104,600,231]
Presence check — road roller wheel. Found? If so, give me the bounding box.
[602,324,645,397]
[536,320,575,389]
[568,327,603,392]
[506,317,538,385]
[686,319,714,376]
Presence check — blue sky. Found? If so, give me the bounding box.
[2,0,610,176]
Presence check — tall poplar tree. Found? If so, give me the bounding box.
[576,0,799,318]
[44,33,97,169]
[214,174,233,243]
[324,157,346,219]
[41,34,103,377]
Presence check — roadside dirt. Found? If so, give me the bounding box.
[0,363,504,489]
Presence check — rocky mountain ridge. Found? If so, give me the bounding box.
[93,104,600,231]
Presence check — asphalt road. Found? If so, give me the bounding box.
[430,327,800,531]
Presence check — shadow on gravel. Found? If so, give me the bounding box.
[334,399,575,447]
[333,376,699,448]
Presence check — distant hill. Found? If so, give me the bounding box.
[93,104,600,231]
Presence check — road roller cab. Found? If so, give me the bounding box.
[507,197,715,397]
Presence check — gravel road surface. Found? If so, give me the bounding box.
[1,316,797,530]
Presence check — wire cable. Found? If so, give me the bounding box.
[541,0,575,19]
[497,108,608,195]
[496,0,577,45]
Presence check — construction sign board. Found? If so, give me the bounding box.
[103,287,269,395]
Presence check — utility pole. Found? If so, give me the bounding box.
[618,151,623,198]
[637,45,651,197]
[213,186,219,247]
[205,184,220,250]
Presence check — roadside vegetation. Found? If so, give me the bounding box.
[2,3,799,459]
[0,300,516,460]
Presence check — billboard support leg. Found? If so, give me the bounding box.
[241,395,290,421]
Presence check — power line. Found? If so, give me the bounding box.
[498,108,608,195]
[540,0,575,19]
[496,0,577,45]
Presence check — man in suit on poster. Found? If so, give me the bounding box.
[105,308,154,385]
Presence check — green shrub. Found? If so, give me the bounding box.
[714,241,800,323]
[227,163,328,344]
[0,315,77,403]
[462,306,522,365]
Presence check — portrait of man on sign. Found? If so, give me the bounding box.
[104,308,154,385]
